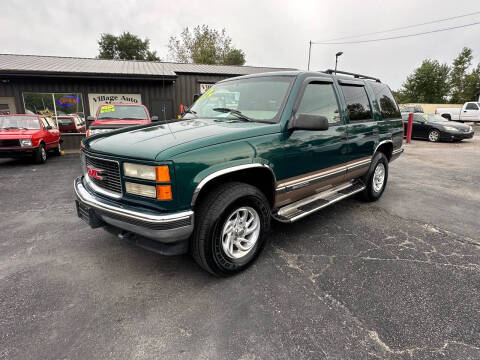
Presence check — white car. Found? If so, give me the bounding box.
[436,102,480,123]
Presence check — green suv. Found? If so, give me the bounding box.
[75,70,403,276]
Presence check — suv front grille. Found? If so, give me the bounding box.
[84,153,122,196]
[0,139,20,147]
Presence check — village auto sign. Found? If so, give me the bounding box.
[87,93,142,116]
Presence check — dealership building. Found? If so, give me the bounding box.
[0,54,292,122]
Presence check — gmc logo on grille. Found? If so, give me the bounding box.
[86,166,104,180]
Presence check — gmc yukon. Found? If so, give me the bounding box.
[74,70,403,276]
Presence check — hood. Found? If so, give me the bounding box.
[84,118,281,160]
[90,119,150,127]
[431,121,472,131]
[0,129,41,138]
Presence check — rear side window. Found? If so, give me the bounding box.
[340,85,372,121]
[297,83,341,124]
[466,103,479,110]
[371,82,401,119]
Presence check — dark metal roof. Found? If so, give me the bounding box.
[0,54,294,78]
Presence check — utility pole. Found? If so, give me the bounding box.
[335,51,343,74]
[307,41,312,70]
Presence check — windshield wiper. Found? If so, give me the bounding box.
[182,107,198,118]
[212,108,254,122]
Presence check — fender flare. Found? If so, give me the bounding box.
[190,163,276,206]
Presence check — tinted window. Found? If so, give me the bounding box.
[466,103,479,110]
[370,82,401,119]
[340,85,372,121]
[297,83,341,124]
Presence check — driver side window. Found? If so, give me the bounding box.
[297,83,341,124]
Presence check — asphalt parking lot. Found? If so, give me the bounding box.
[1,130,479,360]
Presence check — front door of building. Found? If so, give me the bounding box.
[0,97,16,114]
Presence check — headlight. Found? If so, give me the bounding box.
[89,128,112,136]
[20,139,32,147]
[443,126,458,132]
[125,182,157,198]
[123,163,171,182]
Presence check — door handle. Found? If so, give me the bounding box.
[340,135,348,140]
[372,128,379,135]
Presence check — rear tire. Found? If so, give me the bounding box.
[361,152,388,202]
[33,143,47,164]
[53,142,62,156]
[191,182,271,276]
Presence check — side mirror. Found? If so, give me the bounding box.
[151,116,159,121]
[290,114,329,131]
[193,94,200,102]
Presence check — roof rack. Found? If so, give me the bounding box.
[323,69,381,83]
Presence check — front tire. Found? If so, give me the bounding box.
[191,182,271,276]
[33,143,47,164]
[361,152,388,202]
[428,129,440,142]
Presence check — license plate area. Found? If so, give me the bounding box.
[75,200,104,228]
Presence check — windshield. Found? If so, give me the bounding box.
[57,117,74,126]
[97,105,148,120]
[0,115,41,129]
[186,76,294,123]
[418,113,446,122]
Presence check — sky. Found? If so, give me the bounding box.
[1,0,479,90]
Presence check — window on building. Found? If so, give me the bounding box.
[297,83,341,124]
[23,92,85,133]
[370,82,401,119]
[340,85,373,122]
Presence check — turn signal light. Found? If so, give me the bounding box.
[156,185,172,200]
[155,165,171,182]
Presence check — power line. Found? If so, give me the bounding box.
[312,21,480,45]
[316,10,480,43]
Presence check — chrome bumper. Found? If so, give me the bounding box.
[74,177,194,243]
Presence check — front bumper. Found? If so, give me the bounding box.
[0,146,39,157]
[440,131,474,141]
[74,176,194,244]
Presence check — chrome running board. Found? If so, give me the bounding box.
[272,180,366,223]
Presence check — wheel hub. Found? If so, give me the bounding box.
[373,163,385,193]
[221,206,261,259]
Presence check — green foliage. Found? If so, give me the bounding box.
[396,47,480,104]
[450,47,473,103]
[400,59,450,103]
[168,25,246,65]
[98,32,160,61]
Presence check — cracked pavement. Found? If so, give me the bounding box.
[1,130,479,359]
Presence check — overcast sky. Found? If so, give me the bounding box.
[1,0,479,89]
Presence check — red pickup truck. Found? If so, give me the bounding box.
[0,114,62,164]
[86,103,158,137]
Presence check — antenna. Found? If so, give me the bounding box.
[162,62,175,138]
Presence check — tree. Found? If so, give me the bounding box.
[168,25,246,65]
[400,60,450,103]
[463,64,480,102]
[449,47,473,103]
[98,32,160,61]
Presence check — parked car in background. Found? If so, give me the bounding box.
[75,70,404,276]
[0,114,62,163]
[402,113,474,142]
[57,114,86,133]
[86,103,158,137]
[400,105,424,113]
[436,102,480,122]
